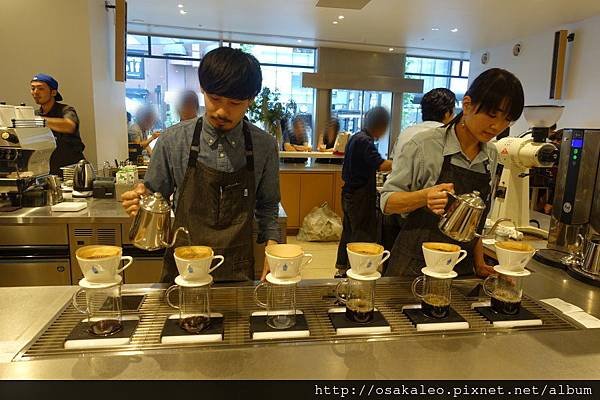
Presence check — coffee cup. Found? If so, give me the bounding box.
[265,244,312,279]
[346,243,390,275]
[495,241,535,272]
[422,242,467,274]
[76,245,133,283]
[174,246,225,282]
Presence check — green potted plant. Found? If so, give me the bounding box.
[248,87,296,146]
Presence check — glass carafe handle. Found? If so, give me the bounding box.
[411,276,425,300]
[483,275,498,297]
[164,285,181,309]
[334,280,349,304]
[71,288,88,314]
[253,282,269,309]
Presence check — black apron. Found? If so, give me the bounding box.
[385,131,492,277]
[335,164,378,269]
[162,118,256,283]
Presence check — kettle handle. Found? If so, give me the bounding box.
[439,190,458,218]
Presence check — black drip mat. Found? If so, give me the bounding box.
[403,306,467,325]
[250,313,309,335]
[329,310,389,329]
[65,319,139,342]
[475,305,543,327]
[101,295,145,312]
[161,316,224,339]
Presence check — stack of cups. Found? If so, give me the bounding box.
[411,242,467,319]
[335,243,390,324]
[72,245,134,336]
[483,241,536,315]
[254,244,313,329]
[165,246,225,333]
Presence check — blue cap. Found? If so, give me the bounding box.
[31,73,63,101]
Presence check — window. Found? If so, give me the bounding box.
[227,42,317,144]
[125,35,317,137]
[332,89,393,158]
[402,56,470,130]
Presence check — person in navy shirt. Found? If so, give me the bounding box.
[335,107,392,277]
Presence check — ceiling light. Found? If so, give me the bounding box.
[338,15,345,20]
[180,9,187,15]
[388,48,394,52]
[131,18,144,23]
[297,39,302,43]
[431,27,440,31]
[178,4,184,7]
[450,28,458,33]
[332,21,338,24]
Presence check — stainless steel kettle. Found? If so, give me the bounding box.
[73,159,95,193]
[582,235,600,275]
[128,192,190,251]
[438,190,487,242]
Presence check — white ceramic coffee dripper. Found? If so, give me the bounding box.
[422,242,467,274]
[265,244,312,279]
[494,241,535,272]
[76,245,133,283]
[346,243,390,276]
[174,246,225,282]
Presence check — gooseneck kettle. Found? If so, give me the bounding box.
[129,192,189,251]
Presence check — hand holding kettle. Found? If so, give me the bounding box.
[121,183,149,217]
[426,183,455,215]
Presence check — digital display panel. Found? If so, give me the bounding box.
[571,138,583,149]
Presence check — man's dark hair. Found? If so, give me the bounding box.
[421,88,456,122]
[198,47,262,100]
[364,107,390,132]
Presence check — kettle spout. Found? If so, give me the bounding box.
[162,226,190,248]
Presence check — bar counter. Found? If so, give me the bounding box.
[1,258,600,380]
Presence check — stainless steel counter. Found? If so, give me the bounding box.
[1,259,600,380]
[0,198,287,225]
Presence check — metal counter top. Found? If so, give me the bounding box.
[0,199,287,225]
[1,259,599,380]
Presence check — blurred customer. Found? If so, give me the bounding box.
[129,105,160,157]
[316,117,343,165]
[282,116,310,163]
[176,90,200,122]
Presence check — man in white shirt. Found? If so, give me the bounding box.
[381,88,456,257]
[391,88,456,158]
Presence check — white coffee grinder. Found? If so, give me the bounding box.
[489,105,562,238]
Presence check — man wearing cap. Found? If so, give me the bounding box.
[31,74,85,176]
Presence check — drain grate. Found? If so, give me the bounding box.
[15,279,578,361]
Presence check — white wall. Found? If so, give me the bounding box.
[0,0,127,169]
[469,13,600,135]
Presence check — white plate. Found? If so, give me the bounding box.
[421,267,457,279]
[78,275,122,289]
[174,274,213,287]
[265,273,301,285]
[346,269,381,281]
[493,265,531,277]
[51,202,87,212]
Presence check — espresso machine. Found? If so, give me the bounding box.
[534,127,600,285]
[0,104,56,208]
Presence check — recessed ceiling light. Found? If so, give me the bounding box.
[450,28,458,33]
[180,9,187,15]
[338,15,345,20]
[332,21,338,24]
[297,39,302,43]
[388,48,394,52]
[431,27,440,31]
[132,18,144,23]
[178,4,184,7]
